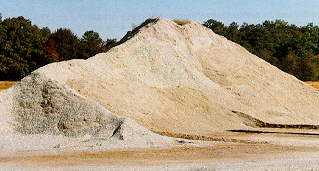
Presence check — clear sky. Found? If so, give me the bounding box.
[1,0,318,40]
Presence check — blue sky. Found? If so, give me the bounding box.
[1,0,318,39]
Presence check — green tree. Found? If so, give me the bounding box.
[0,16,49,80]
[78,30,103,58]
[226,22,240,41]
[48,28,80,61]
[101,39,117,52]
[203,19,227,36]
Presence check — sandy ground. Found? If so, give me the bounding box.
[2,131,319,170]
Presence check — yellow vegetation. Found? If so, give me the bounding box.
[306,81,319,89]
[0,81,15,91]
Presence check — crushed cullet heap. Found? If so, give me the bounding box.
[1,18,319,146]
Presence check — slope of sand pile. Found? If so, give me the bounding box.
[1,18,319,146]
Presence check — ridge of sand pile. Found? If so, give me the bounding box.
[1,18,319,140]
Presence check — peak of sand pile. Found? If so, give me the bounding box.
[1,18,319,142]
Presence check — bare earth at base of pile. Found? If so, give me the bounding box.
[2,132,319,170]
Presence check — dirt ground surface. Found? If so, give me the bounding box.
[2,131,319,170]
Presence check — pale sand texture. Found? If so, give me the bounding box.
[30,18,319,135]
[1,18,319,170]
[1,18,319,139]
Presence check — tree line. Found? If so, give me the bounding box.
[204,19,319,81]
[0,14,319,81]
[0,14,116,80]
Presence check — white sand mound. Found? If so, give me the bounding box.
[1,18,319,143]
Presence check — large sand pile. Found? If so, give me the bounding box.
[1,18,319,143]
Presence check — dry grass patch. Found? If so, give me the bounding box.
[0,81,15,91]
[306,81,319,89]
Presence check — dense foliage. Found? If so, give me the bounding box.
[0,15,116,80]
[204,19,319,81]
